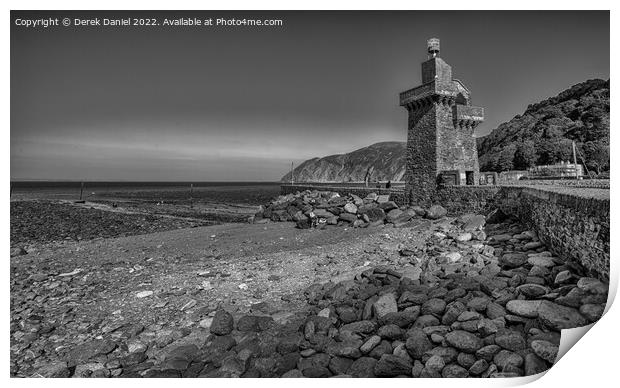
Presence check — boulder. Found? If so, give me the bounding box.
[426,205,447,220]
[494,329,526,351]
[343,203,358,214]
[374,354,412,377]
[313,209,335,218]
[347,357,377,378]
[577,278,609,294]
[530,340,558,364]
[339,213,358,223]
[405,329,433,359]
[445,330,483,353]
[372,293,398,319]
[537,301,587,330]
[499,253,528,268]
[411,206,427,217]
[210,309,234,335]
[386,209,404,223]
[376,195,390,204]
[524,353,549,376]
[462,215,486,231]
[360,207,386,222]
[32,361,71,378]
[378,201,398,212]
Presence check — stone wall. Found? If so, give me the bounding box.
[497,187,610,281]
[435,185,609,280]
[436,185,610,281]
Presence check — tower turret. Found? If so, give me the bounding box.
[399,39,484,206]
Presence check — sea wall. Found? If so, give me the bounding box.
[280,183,609,281]
[497,187,610,281]
[435,185,609,281]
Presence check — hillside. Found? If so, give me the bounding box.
[281,141,406,183]
[477,79,610,174]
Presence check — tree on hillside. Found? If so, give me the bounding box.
[581,141,610,175]
[536,138,573,165]
[496,145,516,171]
[556,139,575,162]
[513,141,537,170]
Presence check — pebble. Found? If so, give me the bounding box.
[527,256,555,267]
[443,252,462,263]
[554,270,573,284]
[523,241,543,250]
[360,335,382,354]
[516,283,548,298]
[199,317,213,329]
[180,299,197,311]
[506,300,541,318]
[456,233,472,242]
[136,290,153,298]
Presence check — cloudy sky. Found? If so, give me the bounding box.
[11,11,609,181]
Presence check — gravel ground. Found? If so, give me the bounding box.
[10,200,210,249]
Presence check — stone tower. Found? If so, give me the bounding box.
[400,38,484,206]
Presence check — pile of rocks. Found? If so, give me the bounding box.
[255,190,447,229]
[279,217,608,378]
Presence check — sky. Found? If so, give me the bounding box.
[11,11,609,181]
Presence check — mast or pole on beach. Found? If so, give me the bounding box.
[190,183,194,208]
[572,141,578,179]
[291,162,294,185]
[80,181,84,201]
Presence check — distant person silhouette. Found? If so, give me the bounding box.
[386,180,391,189]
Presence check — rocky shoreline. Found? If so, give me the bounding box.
[10,193,609,378]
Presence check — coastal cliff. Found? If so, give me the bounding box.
[281,141,406,183]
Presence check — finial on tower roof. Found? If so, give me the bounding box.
[427,38,440,57]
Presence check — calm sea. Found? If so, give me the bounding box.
[10,181,282,205]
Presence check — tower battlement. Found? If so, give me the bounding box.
[401,38,485,205]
